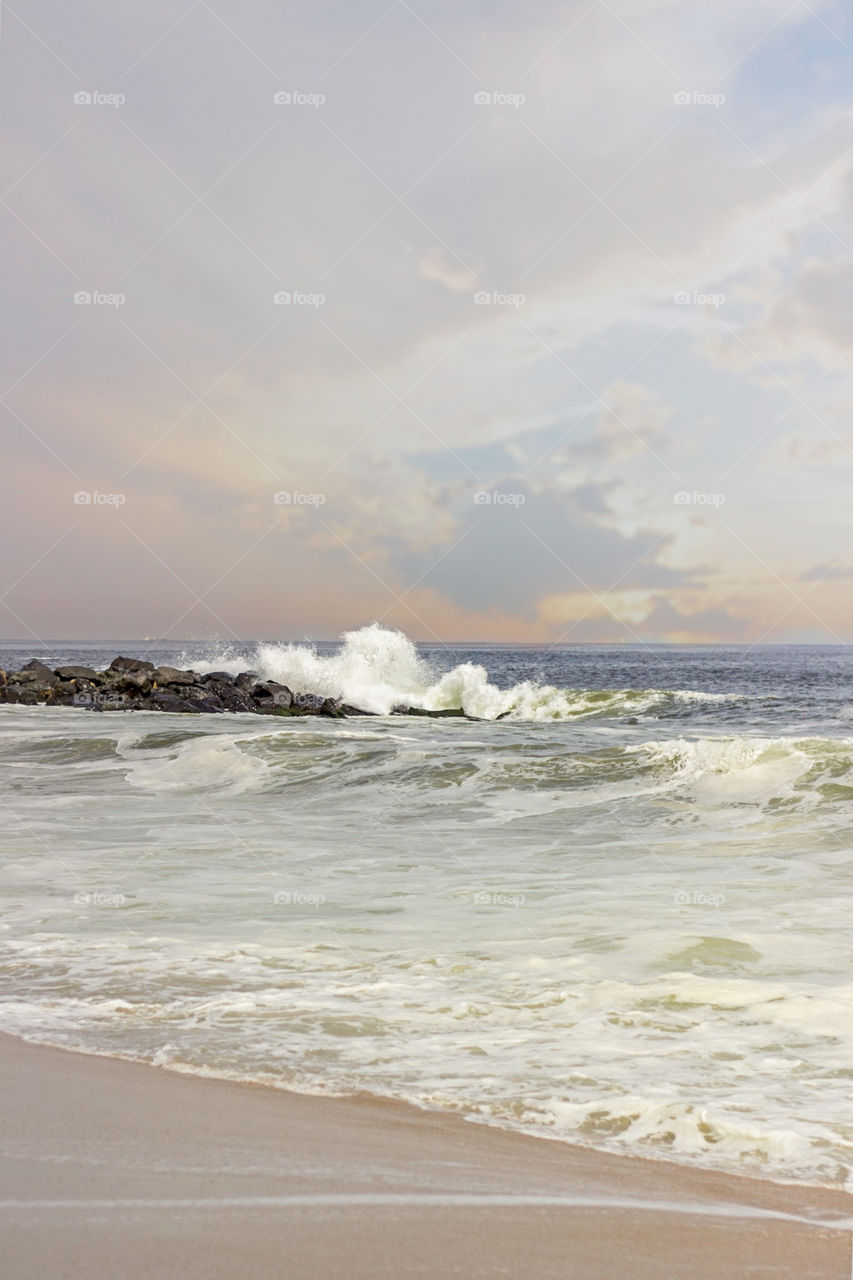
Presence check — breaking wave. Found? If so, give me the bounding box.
[193,624,737,720]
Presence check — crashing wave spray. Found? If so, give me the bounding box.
[193,624,734,721]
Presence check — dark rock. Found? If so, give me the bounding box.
[54,665,101,682]
[153,665,197,686]
[184,696,223,714]
[6,685,38,704]
[149,691,194,713]
[0,657,443,721]
[17,660,60,687]
[253,681,292,709]
[108,656,156,675]
[214,688,256,713]
[392,705,481,721]
[116,671,153,693]
[181,685,213,700]
[291,692,326,713]
[52,686,82,706]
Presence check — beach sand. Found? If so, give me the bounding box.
[0,1031,850,1279]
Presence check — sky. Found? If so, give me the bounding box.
[2,0,853,644]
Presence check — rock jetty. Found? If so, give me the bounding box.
[0,658,478,719]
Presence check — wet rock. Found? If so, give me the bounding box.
[253,681,293,709]
[0,657,444,721]
[5,684,39,704]
[321,697,347,718]
[149,690,194,713]
[54,665,101,682]
[392,705,483,721]
[213,687,256,713]
[291,692,326,713]
[183,696,223,714]
[17,660,60,688]
[181,685,214,700]
[116,671,152,693]
[153,665,198,686]
[109,656,156,675]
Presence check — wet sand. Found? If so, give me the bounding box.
[0,1032,850,1279]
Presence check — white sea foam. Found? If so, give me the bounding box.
[637,735,853,808]
[194,624,736,720]
[123,734,270,794]
[4,642,853,1189]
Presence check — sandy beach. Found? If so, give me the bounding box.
[0,1032,850,1279]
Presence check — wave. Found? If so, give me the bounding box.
[638,735,853,805]
[191,624,736,721]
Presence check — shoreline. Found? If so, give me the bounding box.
[5,1027,847,1199]
[2,1032,851,1279]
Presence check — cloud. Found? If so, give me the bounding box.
[1,0,853,640]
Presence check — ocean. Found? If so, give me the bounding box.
[2,626,852,1187]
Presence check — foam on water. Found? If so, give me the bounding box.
[3,636,853,1189]
[193,624,736,720]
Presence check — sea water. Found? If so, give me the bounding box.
[1,627,852,1186]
